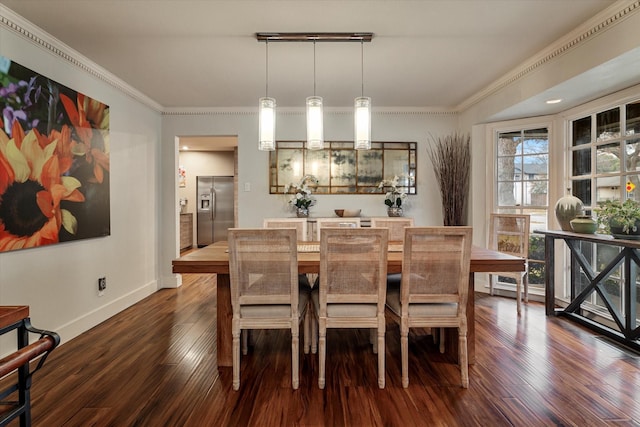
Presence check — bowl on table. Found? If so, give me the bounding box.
[335,209,361,217]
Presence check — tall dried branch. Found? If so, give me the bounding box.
[427,133,471,226]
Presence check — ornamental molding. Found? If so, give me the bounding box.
[456,0,640,112]
[2,2,638,115]
[0,5,163,112]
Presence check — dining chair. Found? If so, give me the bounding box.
[227,228,310,390]
[370,217,414,287]
[487,213,530,315]
[263,218,309,242]
[370,217,414,241]
[312,227,389,389]
[315,217,361,240]
[386,226,472,388]
[263,217,313,354]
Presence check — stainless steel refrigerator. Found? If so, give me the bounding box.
[196,176,234,247]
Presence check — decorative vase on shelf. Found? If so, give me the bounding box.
[296,207,309,218]
[570,215,597,234]
[554,191,583,231]
[387,207,403,217]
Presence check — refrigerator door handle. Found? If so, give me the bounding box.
[211,190,216,220]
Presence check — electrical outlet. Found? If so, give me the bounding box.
[98,277,106,295]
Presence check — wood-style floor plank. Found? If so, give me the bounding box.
[4,273,640,426]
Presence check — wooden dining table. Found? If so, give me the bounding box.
[173,241,525,368]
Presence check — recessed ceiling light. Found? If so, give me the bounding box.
[546,98,562,104]
[182,145,189,150]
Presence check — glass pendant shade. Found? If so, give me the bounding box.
[258,97,276,151]
[306,96,324,150]
[354,96,371,150]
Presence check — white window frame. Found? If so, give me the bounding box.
[482,116,556,298]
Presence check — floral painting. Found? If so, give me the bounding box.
[0,55,110,252]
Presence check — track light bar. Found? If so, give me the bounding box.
[256,32,373,42]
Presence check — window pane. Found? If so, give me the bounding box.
[498,132,522,155]
[626,138,640,171]
[497,181,518,206]
[595,176,620,203]
[597,107,620,142]
[626,101,640,136]
[572,148,591,176]
[525,181,547,206]
[625,174,640,202]
[572,116,591,146]
[523,128,548,154]
[497,155,521,181]
[522,154,548,180]
[573,179,591,206]
[596,142,621,173]
[528,260,545,287]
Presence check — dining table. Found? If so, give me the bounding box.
[172,241,525,368]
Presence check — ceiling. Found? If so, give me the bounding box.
[0,0,628,119]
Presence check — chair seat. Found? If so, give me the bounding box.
[311,290,377,317]
[241,292,309,318]
[386,287,458,317]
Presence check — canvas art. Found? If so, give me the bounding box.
[0,55,110,252]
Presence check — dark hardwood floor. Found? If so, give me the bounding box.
[8,274,640,426]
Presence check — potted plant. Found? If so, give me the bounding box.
[284,175,318,217]
[594,199,640,238]
[378,175,407,216]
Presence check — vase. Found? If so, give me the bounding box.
[570,215,597,234]
[554,192,583,231]
[387,207,403,217]
[296,207,309,218]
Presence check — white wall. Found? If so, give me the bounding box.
[0,9,162,352]
[160,109,460,285]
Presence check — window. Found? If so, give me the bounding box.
[569,99,640,317]
[495,127,549,291]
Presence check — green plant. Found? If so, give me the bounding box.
[594,199,640,233]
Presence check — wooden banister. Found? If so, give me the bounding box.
[0,336,56,378]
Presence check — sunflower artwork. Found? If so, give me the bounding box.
[0,55,110,252]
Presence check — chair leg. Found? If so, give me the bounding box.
[241,330,249,355]
[401,321,409,388]
[371,329,378,354]
[311,311,318,354]
[489,273,494,296]
[377,324,385,389]
[303,307,311,354]
[232,326,241,391]
[292,324,300,390]
[516,276,522,316]
[318,321,326,389]
[523,272,529,303]
[458,326,469,389]
[439,328,445,354]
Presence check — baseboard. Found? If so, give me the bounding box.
[54,280,158,345]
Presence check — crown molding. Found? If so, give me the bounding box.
[0,5,163,112]
[456,0,640,112]
[162,106,457,117]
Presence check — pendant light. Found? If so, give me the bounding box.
[306,40,324,150]
[258,40,276,151]
[354,40,371,150]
